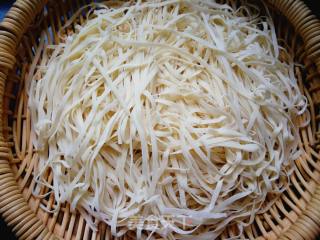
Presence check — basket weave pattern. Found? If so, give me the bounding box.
[1,0,320,239]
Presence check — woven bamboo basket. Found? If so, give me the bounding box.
[1,0,320,239]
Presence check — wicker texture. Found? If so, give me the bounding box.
[1,0,320,239]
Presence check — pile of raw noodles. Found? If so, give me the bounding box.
[28,0,308,238]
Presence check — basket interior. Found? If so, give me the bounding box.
[2,0,320,239]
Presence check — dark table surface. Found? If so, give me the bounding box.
[0,0,320,239]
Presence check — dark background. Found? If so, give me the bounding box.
[0,0,320,239]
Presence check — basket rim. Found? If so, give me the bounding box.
[1,0,320,239]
